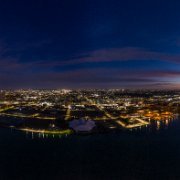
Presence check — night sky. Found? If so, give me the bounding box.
[0,0,180,89]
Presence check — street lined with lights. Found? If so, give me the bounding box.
[0,89,179,135]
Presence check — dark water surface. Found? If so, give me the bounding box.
[0,118,180,180]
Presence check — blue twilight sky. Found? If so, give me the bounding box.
[0,0,180,89]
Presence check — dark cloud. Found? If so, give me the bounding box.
[2,47,180,71]
[0,68,179,89]
[0,0,180,89]
[61,47,180,65]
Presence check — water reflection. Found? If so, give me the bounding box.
[129,116,179,133]
[13,115,180,139]
[23,131,67,139]
[156,121,160,130]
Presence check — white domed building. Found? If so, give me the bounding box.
[69,119,96,133]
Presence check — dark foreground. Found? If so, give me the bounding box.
[0,118,180,180]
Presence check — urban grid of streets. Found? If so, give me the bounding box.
[0,89,179,136]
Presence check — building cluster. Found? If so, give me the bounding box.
[0,89,179,135]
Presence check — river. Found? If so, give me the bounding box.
[0,117,180,180]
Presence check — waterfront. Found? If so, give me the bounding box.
[0,89,179,135]
[0,117,179,180]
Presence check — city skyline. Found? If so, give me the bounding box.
[0,0,180,89]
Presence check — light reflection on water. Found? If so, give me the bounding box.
[1,116,180,179]
[129,116,179,133]
[19,116,180,140]
[23,131,70,139]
